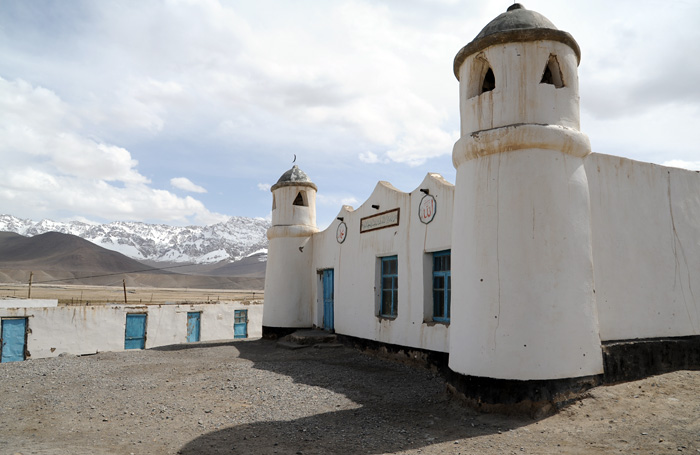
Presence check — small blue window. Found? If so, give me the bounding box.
[433,250,451,322]
[380,256,398,318]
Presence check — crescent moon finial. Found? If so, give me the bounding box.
[293,154,297,163]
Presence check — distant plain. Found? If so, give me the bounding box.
[0,230,266,296]
[0,283,262,306]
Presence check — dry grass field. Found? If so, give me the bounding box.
[0,283,263,305]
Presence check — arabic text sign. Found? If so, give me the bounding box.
[360,208,400,233]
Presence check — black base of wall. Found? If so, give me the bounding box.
[602,335,700,383]
[262,326,306,340]
[336,333,700,416]
[336,334,599,416]
[444,371,601,416]
[336,334,450,370]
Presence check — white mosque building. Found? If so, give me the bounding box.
[263,4,700,408]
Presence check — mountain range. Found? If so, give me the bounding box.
[0,230,265,289]
[0,214,270,264]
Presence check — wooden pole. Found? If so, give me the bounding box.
[123,279,128,305]
[27,271,33,299]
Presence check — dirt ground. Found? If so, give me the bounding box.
[0,284,262,306]
[0,338,698,455]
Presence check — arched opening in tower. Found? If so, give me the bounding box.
[293,191,308,207]
[540,55,564,88]
[481,67,495,93]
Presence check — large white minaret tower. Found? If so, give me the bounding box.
[263,165,318,335]
[449,4,603,380]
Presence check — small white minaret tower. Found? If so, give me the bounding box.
[263,165,318,335]
[449,4,603,380]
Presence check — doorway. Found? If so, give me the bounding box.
[234,310,248,339]
[187,312,201,342]
[124,314,147,350]
[322,269,334,331]
[1,318,27,363]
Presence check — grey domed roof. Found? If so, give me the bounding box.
[271,165,317,191]
[475,4,557,39]
[453,4,580,79]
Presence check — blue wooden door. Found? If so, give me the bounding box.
[124,314,147,350]
[234,310,247,338]
[322,269,334,331]
[1,318,27,363]
[187,312,201,342]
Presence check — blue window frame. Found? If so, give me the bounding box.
[380,256,398,318]
[432,250,451,322]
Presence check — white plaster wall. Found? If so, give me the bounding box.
[311,211,342,329]
[0,301,263,360]
[407,174,454,352]
[458,41,580,135]
[264,235,315,328]
[264,182,318,329]
[586,153,700,341]
[311,175,454,353]
[449,149,603,380]
[271,185,317,227]
[332,182,411,346]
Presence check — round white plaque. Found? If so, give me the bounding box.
[336,222,347,243]
[418,194,436,224]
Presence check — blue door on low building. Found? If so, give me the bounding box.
[234,310,247,339]
[187,312,201,342]
[124,314,147,350]
[322,269,334,331]
[1,318,27,363]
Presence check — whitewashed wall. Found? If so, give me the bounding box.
[263,180,318,329]
[0,301,263,360]
[586,153,700,341]
[311,174,454,353]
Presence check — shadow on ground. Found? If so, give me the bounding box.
[179,339,533,455]
[152,340,239,351]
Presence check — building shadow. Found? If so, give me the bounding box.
[179,339,533,455]
[151,340,239,351]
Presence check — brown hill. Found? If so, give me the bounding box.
[0,232,264,289]
[0,231,164,274]
[147,253,267,278]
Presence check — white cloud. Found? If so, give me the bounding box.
[257,183,271,191]
[170,177,207,193]
[662,160,700,172]
[79,1,461,166]
[386,124,457,167]
[0,76,225,225]
[2,0,699,227]
[316,194,360,208]
[358,151,386,164]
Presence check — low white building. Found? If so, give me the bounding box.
[263,4,700,407]
[0,299,262,362]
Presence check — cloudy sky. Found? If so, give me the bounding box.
[1,0,699,228]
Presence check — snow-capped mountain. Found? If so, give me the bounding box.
[0,214,270,264]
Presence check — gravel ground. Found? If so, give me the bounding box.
[0,338,698,455]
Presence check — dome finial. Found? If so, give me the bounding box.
[507,3,525,12]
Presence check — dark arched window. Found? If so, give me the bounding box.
[481,67,495,93]
[540,55,564,88]
[293,191,308,207]
[469,54,495,98]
